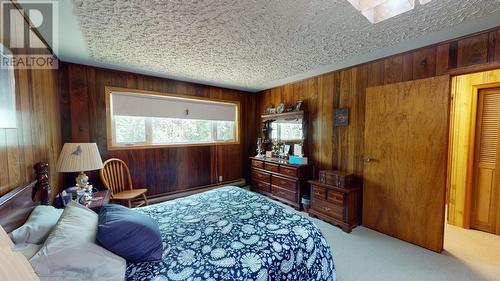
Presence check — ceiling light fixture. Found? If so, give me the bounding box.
[347,0,435,24]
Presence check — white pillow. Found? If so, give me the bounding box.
[30,201,126,281]
[9,205,63,244]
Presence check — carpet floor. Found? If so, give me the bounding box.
[307,215,500,281]
[244,187,500,281]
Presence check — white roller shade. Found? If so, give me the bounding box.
[111,92,237,121]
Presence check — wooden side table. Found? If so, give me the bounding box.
[308,179,362,233]
[86,189,111,213]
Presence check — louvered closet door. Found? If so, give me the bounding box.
[471,88,500,234]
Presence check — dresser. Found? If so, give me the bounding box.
[250,157,312,210]
[308,179,362,233]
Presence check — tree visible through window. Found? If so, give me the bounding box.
[115,116,146,143]
[152,118,212,144]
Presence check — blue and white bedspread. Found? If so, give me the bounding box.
[126,186,335,281]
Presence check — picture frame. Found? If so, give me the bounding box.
[334,108,349,126]
[0,43,16,128]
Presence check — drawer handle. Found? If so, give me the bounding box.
[314,191,322,196]
[280,180,287,185]
[323,207,331,212]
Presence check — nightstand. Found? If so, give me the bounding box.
[308,179,362,233]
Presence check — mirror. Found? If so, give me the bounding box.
[261,111,305,156]
[270,116,303,141]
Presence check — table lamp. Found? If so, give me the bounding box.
[56,143,104,189]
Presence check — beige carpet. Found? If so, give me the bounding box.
[308,216,500,281]
[242,187,500,281]
[257,193,500,281]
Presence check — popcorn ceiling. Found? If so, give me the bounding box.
[72,0,500,90]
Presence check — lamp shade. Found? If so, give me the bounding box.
[56,143,104,172]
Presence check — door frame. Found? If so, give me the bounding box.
[455,81,500,229]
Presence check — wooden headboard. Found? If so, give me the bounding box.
[0,181,38,232]
[0,162,50,232]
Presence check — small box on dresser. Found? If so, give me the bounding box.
[308,172,362,233]
[319,170,358,187]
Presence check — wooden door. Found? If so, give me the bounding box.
[363,75,450,252]
[470,88,500,234]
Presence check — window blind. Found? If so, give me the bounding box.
[478,92,500,164]
[110,92,237,122]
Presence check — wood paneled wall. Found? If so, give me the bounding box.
[0,7,62,197]
[60,63,257,197]
[257,28,500,190]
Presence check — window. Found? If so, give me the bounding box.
[107,88,239,149]
[0,44,16,128]
[346,0,435,24]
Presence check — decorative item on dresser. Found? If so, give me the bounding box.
[250,157,312,210]
[309,170,362,233]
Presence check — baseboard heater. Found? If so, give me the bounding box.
[134,178,246,205]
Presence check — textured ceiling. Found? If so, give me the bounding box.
[71,0,500,91]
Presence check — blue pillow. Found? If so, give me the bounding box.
[97,204,163,262]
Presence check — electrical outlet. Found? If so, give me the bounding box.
[218,176,223,182]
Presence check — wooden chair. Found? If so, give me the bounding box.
[99,158,148,208]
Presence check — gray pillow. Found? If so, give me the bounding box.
[30,202,126,281]
[9,205,63,244]
[11,243,42,260]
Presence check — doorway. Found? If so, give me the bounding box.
[447,69,500,234]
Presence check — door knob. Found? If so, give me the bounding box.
[363,155,374,163]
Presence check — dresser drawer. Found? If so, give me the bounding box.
[271,175,297,191]
[252,170,270,182]
[312,186,326,200]
[251,159,264,169]
[264,162,280,173]
[327,190,344,206]
[252,180,271,193]
[312,198,344,220]
[271,185,296,202]
[279,166,297,177]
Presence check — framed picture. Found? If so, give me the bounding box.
[0,44,16,128]
[334,108,349,126]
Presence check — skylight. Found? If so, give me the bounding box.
[347,0,435,23]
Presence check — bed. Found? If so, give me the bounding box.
[1,179,335,281]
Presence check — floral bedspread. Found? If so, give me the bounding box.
[126,186,335,281]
